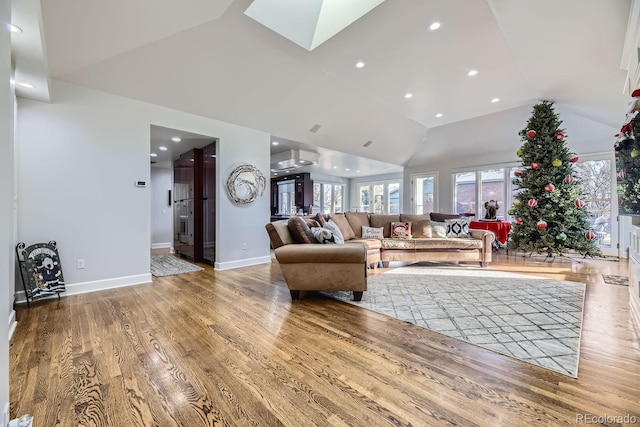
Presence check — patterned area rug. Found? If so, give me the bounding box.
[151,255,204,277]
[323,265,585,377]
[602,274,629,286]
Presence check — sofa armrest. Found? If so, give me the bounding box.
[275,243,366,264]
[469,228,496,243]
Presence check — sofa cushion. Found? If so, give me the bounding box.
[329,213,356,241]
[391,222,412,238]
[370,214,400,237]
[430,212,461,222]
[445,218,471,238]
[265,220,294,249]
[345,212,370,238]
[413,237,482,250]
[380,238,415,250]
[400,214,432,238]
[346,238,382,250]
[362,226,384,239]
[288,217,316,244]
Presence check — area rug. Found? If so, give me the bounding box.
[322,265,585,377]
[151,255,204,277]
[602,274,629,286]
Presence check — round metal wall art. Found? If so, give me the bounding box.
[226,164,266,205]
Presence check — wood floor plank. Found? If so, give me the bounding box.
[9,252,640,426]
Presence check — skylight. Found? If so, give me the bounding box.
[244,0,386,51]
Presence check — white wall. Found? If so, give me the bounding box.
[1,0,15,421]
[150,167,172,248]
[16,81,271,299]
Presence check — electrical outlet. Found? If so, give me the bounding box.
[242,243,247,250]
[76,259,85,269]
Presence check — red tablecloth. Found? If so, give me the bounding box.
[470,220,512,244]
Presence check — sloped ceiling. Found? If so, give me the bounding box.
[11,0,633,172]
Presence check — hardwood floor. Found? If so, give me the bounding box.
[9,251,640,426]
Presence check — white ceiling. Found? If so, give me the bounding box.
[10,0,634,177]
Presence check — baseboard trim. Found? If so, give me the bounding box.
[14,273,152,304]
[215,256,271,271]
[631,296,640,332]
[8,310,16,342]
[151,242,172,249]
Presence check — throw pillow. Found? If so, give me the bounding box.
[390,222,412,238]
[431,221,448,238]
[445,218,471,238]
[362,226,384,239]
[311,227,336,244]
[323,220,345,244]
[328,213,356,241]
[287,217,316,244]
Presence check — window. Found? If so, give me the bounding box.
[357,181,401,214]
[454,172,476,215]
[412,173,437,214]
[277,181,295,215]
[313,182,344,214]
[454,167,512,219]
[574,157,615,251]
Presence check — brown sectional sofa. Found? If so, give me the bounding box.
[265,212,495,301]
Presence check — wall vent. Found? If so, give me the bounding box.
[363,140,373,147]
[309,124,322,133]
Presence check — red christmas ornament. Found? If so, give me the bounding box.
[531,162,540,170]
[618,170,626,179]
[544,183,555,192]
[526,129,537,138]
[564,175,574,184]
[537,220,548,229]
[555,132,565,140]
[528,199,538,207]
[574,199,585,208]
[570,156,579,163]
[514,170,522,177]
[615,151,620,158]
[585,230,596,240]
[515,218,523,225]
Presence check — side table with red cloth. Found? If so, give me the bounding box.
[469,220,512,245]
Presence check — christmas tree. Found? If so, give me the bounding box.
[507,101,601,257]
[615,90,640,215]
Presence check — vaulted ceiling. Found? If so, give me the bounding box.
[11,0,634,174]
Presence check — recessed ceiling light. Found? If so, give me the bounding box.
[274,173,278,176]
[150,153,158,157]
[158,146,168,151]
[435,113,443,118]
[285,170,290,173]
[16,81,35,89]
[355,61,366,68]
[278,161,284,164]
[467,70,478,77]
[491,97,500,103]
[333,166,338,169]
[345,168,350,171]
[272,141,279,145]
[171,136,181,143]
[428,21,441,31]
[294,164,299,167]
[10,24,22,33]
[356,170,360,173]
[404,93,413,99]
